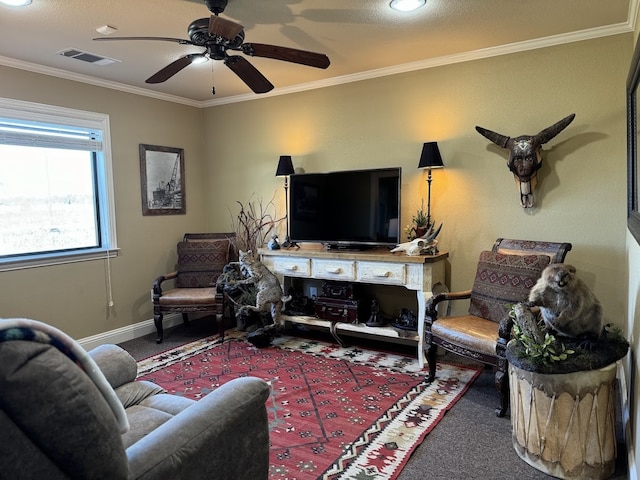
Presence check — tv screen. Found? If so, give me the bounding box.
[289,167,401,249]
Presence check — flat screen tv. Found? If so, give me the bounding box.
[289,167,401,249]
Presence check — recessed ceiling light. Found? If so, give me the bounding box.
[389,0,426,12]
[0,0,32,6]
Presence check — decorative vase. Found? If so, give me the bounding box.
[414,226,428,238]
[508,362,618,479]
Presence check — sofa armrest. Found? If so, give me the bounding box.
[126,376,271,480]
[89,344,138,389]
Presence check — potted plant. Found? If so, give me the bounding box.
[404,199,431,240]
[506,303,628,480]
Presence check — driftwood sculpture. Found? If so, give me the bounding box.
[475,113,575,208]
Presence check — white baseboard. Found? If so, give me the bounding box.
[78,314,183,351]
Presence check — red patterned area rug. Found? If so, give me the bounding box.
[137,332,480,480]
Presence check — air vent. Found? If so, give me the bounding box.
[57,48,120,66]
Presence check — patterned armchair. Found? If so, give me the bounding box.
[424,238,572,417]
[152,233,236,344]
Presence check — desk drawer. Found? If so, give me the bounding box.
[357,261,407,286]
[312,259,356,281]
[272,257,311,277]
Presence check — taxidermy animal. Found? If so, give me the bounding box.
[390,238,437,256]
[475,113,575,208]
[233,250,290,325]
[528,263,604,339]
[391,223,442,255]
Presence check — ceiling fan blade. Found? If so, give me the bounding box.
[224,56,273,94]
[146,54,200,84]
[208,15,244,40]
[241,43,330,69]
[93,36,194,45]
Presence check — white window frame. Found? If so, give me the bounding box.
[0,97,118,271]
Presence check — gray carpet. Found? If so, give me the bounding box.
[118,317,629,480]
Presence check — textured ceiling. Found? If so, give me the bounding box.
[0,0,633,106]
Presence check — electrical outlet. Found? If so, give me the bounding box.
[309,286,318,299]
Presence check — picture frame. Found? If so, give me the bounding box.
[139,144,186,216]
[627,33,640,244]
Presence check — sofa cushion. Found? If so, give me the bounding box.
[121,404,175,449]
[121,395,196,448]
[176,239,230,288]
[468,251,550,322]
[115,380,167,409]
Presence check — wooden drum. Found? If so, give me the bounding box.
[509,362,617,480]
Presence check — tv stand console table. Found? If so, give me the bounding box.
[258,246,448,369]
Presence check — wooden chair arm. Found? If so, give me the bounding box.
[425,289,473,321]
[152,271,178,295]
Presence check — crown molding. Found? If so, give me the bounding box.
[0,55,202,107]
[0,22,633,109]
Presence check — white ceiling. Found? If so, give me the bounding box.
[0,0,634,107]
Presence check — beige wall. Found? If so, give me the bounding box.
[0,68,207,337]
[204,34,629,323]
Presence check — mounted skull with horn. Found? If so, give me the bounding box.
[475,113,575,208]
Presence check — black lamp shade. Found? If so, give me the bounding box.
[275,155,294,176]
[418,142,444,169]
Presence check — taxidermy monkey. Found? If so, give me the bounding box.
[528,263,604,339]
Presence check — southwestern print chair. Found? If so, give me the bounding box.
[152,232,236,343]
[424,238,572,417]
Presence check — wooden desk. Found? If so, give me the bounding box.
[259,246,448,369]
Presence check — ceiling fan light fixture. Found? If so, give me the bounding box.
[0,0,32,6]
[191,54,208,64]
[389,0,426,12]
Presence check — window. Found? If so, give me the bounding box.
[0,98,117,270]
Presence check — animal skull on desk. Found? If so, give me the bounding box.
[475,113,575,208]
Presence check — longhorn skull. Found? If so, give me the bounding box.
[475,113,575,208]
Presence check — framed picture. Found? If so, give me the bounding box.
[139,144,186,216]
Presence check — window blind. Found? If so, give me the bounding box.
[0,118,103,151]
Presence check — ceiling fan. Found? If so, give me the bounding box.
[93,0,330,95]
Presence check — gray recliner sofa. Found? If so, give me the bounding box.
[0,318,270,480]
